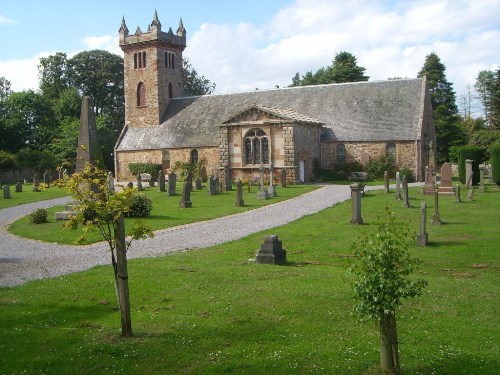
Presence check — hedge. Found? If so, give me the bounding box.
[490,144,500,186]
[458,146,485,185]
[127,163,162,180]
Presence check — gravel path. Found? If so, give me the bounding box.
[0,183,411,287]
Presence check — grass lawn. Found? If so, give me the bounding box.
[0,184,69,209]
[1,184,498,374]
[8,183,319,244]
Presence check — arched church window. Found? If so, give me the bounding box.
[137,82,146,106]
[386,142,397,164]
[191,149,198,164]
[171,53,175,69]
[243,128,269,165]
[142,52,147,68]
[134,53,138,69]
[336,143,346,165]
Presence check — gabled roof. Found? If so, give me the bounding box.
[116,78,425,151]
[222,104,325,125]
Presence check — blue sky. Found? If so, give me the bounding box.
[1,0,499,111]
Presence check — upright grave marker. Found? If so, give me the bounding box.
[158,170,165,192]
[168,172,176,196]
[224,165,232,191]
[384,171,390,193]
[439,162,455,195]
[432,189,442,225]
[15,182,22,193]
[465,159,473,187]
[3,185,10,199]
[179,181,192,208]
[76,96,101,172]
[268,163,277,197]
[416,201,428,246]
[255,235,287,265]
[350,183,363,224]
[402,176,410,208]
[33,174,41,192]
[455,183,461,203]
[235,179,244,207]
[395,171,401,200]
[256,165,269,200]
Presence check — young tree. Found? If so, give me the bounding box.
[183,58,216,96]
[475,70,495,127]
[349,207,427,374]
[418,52,466,163]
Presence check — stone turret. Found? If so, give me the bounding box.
[119,11,186,128]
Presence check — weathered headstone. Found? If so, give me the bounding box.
[126,181,134,189]
[168,172,177,196]
[402,176,410,208]
[281,169,287,188]
[479,165,485,192]
[467,187,474,201]
[465,159,473,187]
[3,185,11,199]
[268,163,277,197]
[43,171,51,187]
[384,171,390,193]
[195,177,202,190]
[208,175,215,195]
[439,162,455,195]
[432,189,442,225]
[255,235,287,265]
[158,170,166,192]
[235,179,244,207]
[179,181,192,208]
[214,176,220,194]
[350,183,363,224]
[137,179,144,191]
[186,173,193,193]
[224,165,232,191]
[108,171,115,192]
[416,201,428,246]
[395,171,401,200]
[455,183,461,203]
[256,165,269,200]
[424,165,435,194]
[76,96,100,172]
[15,182,22,193]
[33,174,41,192]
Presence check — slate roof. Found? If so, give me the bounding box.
[116,78,425,151]
[223,105,325,125]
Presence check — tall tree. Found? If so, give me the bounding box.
[38,52,70,102]
[183,58,216,96]
[475,70,495,127]
[489,68,500,130]
[418,52,466,163]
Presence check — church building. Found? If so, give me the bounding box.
[114,12,436,183]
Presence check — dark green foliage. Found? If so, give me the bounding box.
[183,58,216,96]
[365,154,395,180]
[127,163,162,179]
[458,145,485,184]
[490,144,500,185]
[81,206,98,224]
[29,208,48,224]
[490,68,500,129]
[398,167,415,183]
[468,129,500,159]
[15,148,58,173]
[312,158,363,181]
[0,150,17,170]
[125,193,153,218]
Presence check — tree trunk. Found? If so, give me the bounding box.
[114,214,132,337]
[379,312,400,374]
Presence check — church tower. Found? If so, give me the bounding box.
[119,11,186,128]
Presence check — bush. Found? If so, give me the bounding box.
[30,208,48,224]
[365,154,396,180]
[458,146,485,185]
[490,144,500,186]
[125,193,152,217]
[127,163,162,179]
[398,168,415,183]
[0,150,17,170]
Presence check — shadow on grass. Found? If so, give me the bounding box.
[409,354,500,375]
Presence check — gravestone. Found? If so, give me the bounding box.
[158,171,166,192]
[186,173,193,193]
[360,152,370,166]
[179,181,192,208]
[208,176,215,195]
[76,96,100,172]
[214,176,220,194]
[136,173,144,191]
[149,176,155,187]
[416,201,428,246]
[3,185,11,199]
[224,166,232,191]
[455,183,461,203]
[126,181,134,189]
[108,171,115,192]
[402,176,410,208]
[479,165,485,192]
[349,183,363,224]
[195,177,202,190]
[43,171,51,187]
[268,163,277,197]
[256,165,269,200]
[424,165,436,194]
[465,159,473,187]
[439,162,455,195]
[33,174,41,192]
[255,235,287,265]
[395,171,401,200]
[281,169,287,188]
[467,187,474,201]
[432,189,442,225]
[384,171,390,193]
[15,182,22,193]
[235,179,244,207]
[168,172,177,196]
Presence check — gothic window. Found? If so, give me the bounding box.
[142,52,146,68]
[134,53,138,69]
[171,53,175,69]
[191,149,198,164]
[165,51,175,68]
[134,52,146,69]
[386,142,397,164]
[243,128,269,165]
[137,82,146,106]
[336,143,346,165]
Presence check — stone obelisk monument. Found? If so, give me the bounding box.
[76,96,100,172]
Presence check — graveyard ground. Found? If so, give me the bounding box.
[0,184,69,209]
[0,185,499,374]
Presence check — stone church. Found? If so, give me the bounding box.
[114,12,436,183]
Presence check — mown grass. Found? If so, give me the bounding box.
[8,183,318,244]
[0,184,69,209]
[1,184,498,374]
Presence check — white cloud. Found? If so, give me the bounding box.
[83,35,122,56]
[0,14,16,25]
[0,52,50,92]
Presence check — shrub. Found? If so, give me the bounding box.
[398,167,415,183]
[490,144,500,186]
[458,146,485,185]
[127,163,162,179]
[125,193,152,217]
[365,154,396,180]
[0,150,17,170]
[30,208,48,224]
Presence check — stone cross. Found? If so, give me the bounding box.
[235,179,244,207]
[3,185,11,199]
[255,235,287,265]
[395,171,401,200]
[416,201,428,246]
[158,170,166,192]
[108,171,115,192]
[349,183,363,224]
[179,181,192,208]
[224,165,232,191]
[455,183,461,203]
[384,171,390,193]
[33,174,41,192]
[432,189,442,225]
[256,165,269,200]
[424,165,435,194]
[76,96,100,172]
[465,159,473,187]
[15,182,23,193]
[208,176,215,195]
[168,172,177,196]
[281,169,287,188]
[402,176,410,208]
[268,163,277,197]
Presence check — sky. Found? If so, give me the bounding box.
[0,0,499,105]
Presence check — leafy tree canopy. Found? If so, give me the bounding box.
[183,58,216,96]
